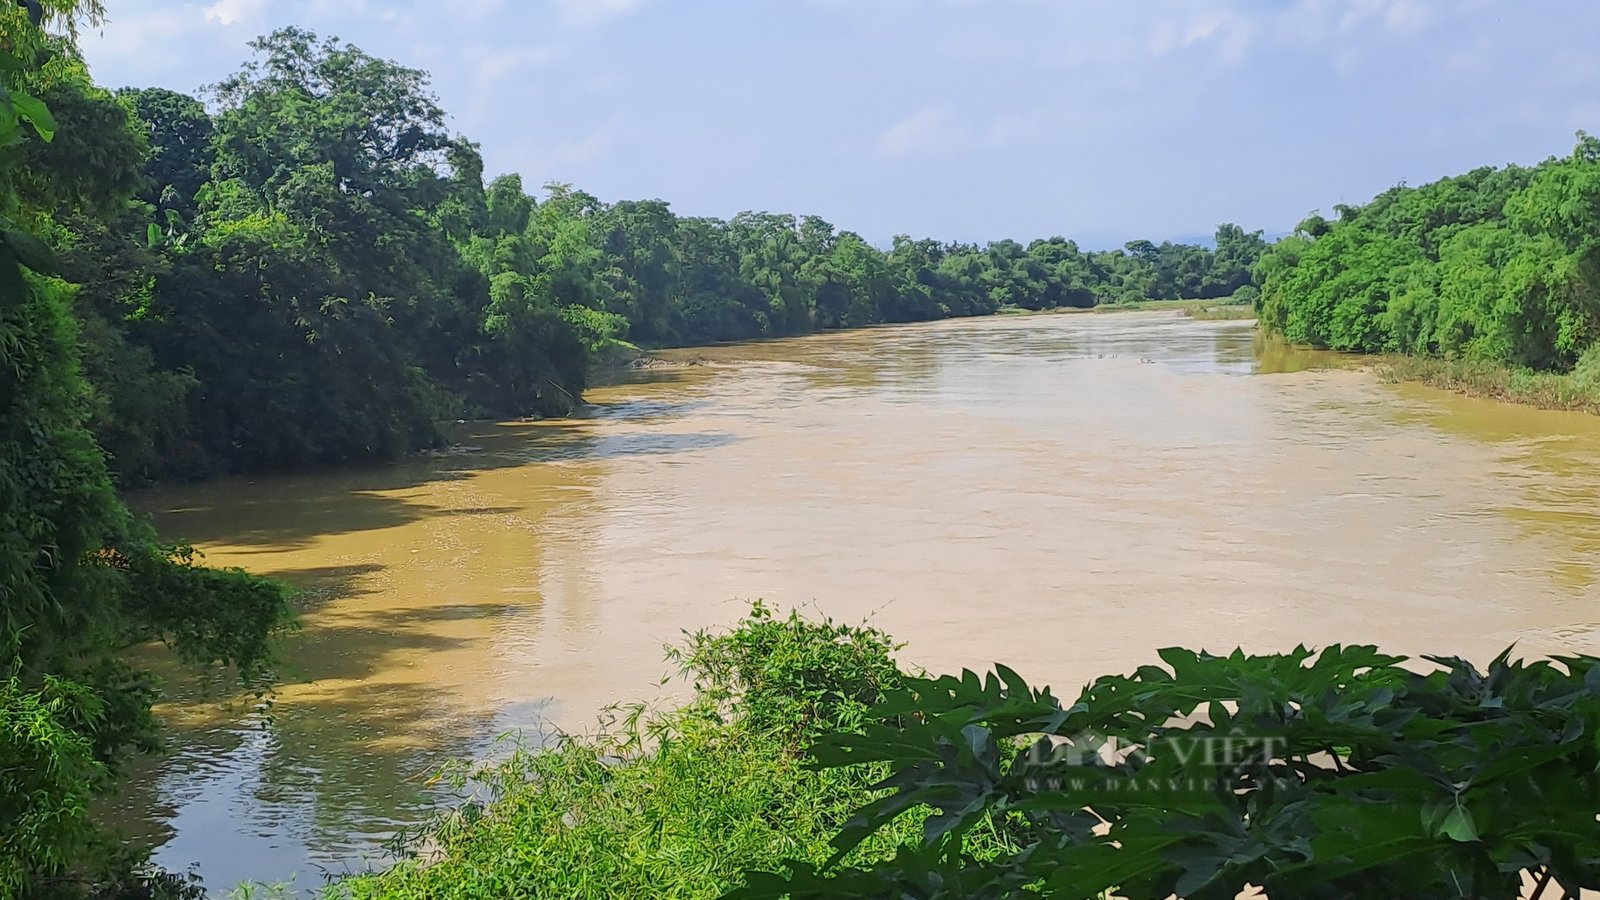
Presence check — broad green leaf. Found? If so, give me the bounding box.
[1440,805,1479,843]
[10,90,56,142]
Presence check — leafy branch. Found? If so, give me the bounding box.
[734,646,1600,899]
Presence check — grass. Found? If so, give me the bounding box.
[1375,355,1600,415]
[1093,297,1255,315]
[994,297,1256,317]
[329,604,1014,899]
[1093,297,1205,311]
[1182,303,1257,321]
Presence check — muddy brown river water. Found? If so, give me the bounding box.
[122,312,1600,892]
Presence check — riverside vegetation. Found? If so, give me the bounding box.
[7,3,1600,899]
[1254,134,1600,409]
[331,607,1600,899]
[334,604,1017,900]
[1,3,290,897]
[12,24,1266,488]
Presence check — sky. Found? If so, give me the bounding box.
[78,0,1600,248]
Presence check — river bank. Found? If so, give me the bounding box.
[992,297,1256,318]
[1375,354,1600,416]
[333,606,962,899]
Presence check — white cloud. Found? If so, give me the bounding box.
[1381,0,1434,34]
[203,0,267,27]
[473,43,570,88]
[1276,0,1439,43]
[1541,50,1600,89]
[981,112,1048,152]
[1150,15,1220,56]
[83,5,224,80]
[553,0,648,28]
[877,107,950,159]
[1147,8,1256,64]
[530,118,625,170]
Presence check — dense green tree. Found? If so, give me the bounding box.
[595,199,676,342]
[1257,134,1600,373]
[808,231,889,329]
[1208,222,1268,297]
[0,8,290,895]
[116,87,212,224]
[12,23,1263,489]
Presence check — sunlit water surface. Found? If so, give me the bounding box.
[119,313,1600,892]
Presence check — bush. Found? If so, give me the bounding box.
[737,646,1600,899]
[334,605,959,899]
[667,601,904,743]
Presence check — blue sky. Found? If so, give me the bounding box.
[80,0,1600,248]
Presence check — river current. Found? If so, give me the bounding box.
[123,312,1600,891]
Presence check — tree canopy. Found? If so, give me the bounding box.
[1255,137,1600,375]
[16,27,1268,485]
[0,7,289,895]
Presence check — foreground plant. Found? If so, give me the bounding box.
[735,646,1600,899]
[2,6,293,895]
[334,604,1012,899]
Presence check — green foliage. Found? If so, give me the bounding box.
[336,720,897,900]
[53,29,597,482]
[1258,136,1600,373]
[734,646,1600,899]
[0,673,105,895]
[0,260,290,896]
[0,8,293,895]
[338,617,1600,900]
[667,601,905,742]
[116,87,212,223]
[14,69,142,217]
[334,605,967,900]
[1377,354,1600,415]
[10,23,1268,485]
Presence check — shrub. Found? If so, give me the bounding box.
[736,647,1600,899]
[667,601,904,744]
[334,605,955,899]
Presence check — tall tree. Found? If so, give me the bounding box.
[0,7,289,894]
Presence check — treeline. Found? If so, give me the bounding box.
[39,27,1266,484]
[1256,135,1600,376]
[2,6,291,896]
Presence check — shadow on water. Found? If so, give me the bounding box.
[120,409,752,890]
[488,428,739,464]
[254,563,387,604]
[578,397,713,421]
[111,569,536,891]
[1250,329,1349,374]
[118,687,509,891]
[283,602,529,686]
[136,416,740,551]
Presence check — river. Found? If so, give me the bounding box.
[121,311,1600,893]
